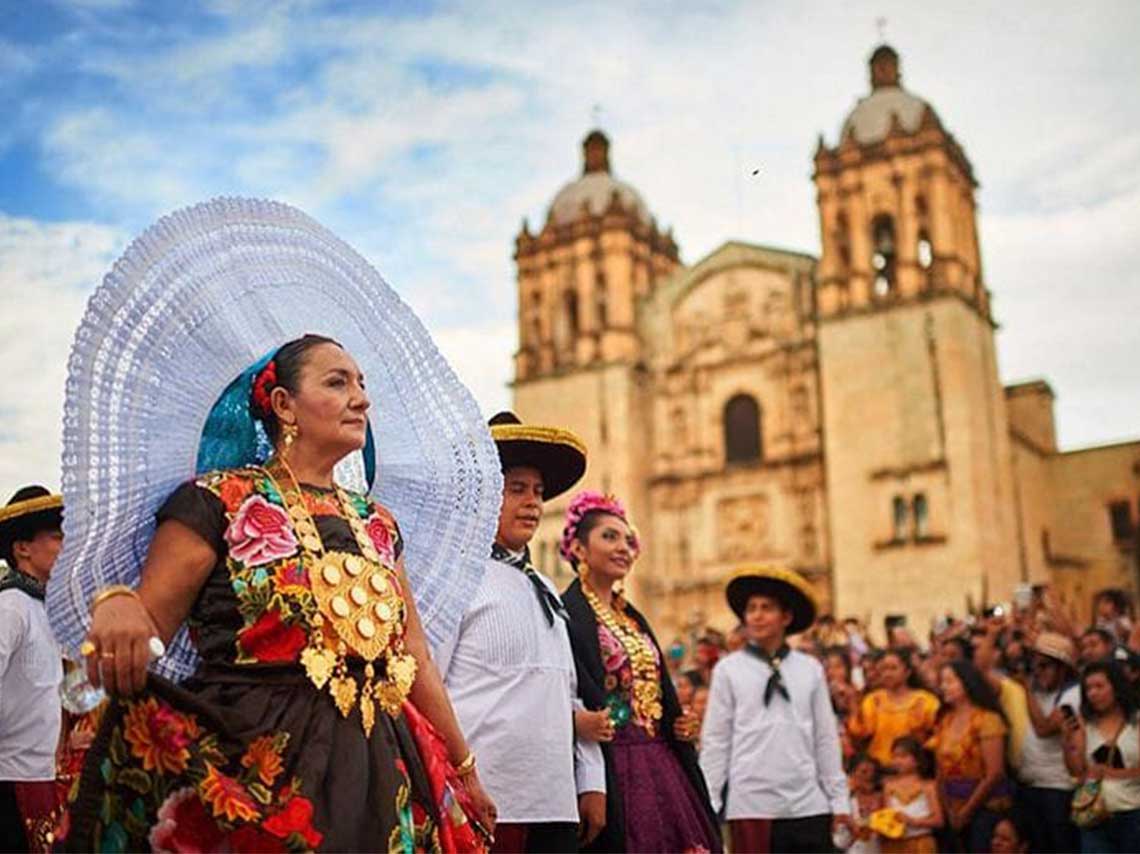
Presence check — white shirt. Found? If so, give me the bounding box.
[0,588,62,781]
[699,647,850,820]
[435,557,605,823]
[1019,683,1080,790]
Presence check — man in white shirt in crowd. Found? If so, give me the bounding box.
[435,413,605,853]
[700,565,851,854]
[0,486,65,851]
[1015,632,1081,853]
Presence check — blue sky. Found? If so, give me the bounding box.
[2,0,1139,493]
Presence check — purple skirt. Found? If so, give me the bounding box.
[611,725,720,853]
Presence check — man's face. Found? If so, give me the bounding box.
[744,594,793,646]
[495,466,543,551]
[1080,632,1113,664]
[12,528,63,581]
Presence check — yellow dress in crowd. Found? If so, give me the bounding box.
[848,689,940,766]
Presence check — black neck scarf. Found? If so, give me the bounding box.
[491,543,567,626]
[744,642,792,706]
[0,565,46,601]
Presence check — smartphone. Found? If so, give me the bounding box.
[1060,704,1076,721]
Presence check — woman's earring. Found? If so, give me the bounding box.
[282,423,299,451]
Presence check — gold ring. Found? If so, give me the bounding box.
[100,652,116,660]
[79,640,96,657]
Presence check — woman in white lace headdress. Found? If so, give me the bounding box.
[49,198,503,853]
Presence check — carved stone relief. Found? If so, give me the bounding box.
[717,494,771,561]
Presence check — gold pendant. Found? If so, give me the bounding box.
[301,646,336,690]
[360,686,376,737]
[331,674,358,717]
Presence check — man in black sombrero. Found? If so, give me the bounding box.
[0,486,65,850]
[436,413,605,852]
[699,565,850,854]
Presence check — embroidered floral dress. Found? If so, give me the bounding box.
[596,622,719,853]
[62,468,468,853]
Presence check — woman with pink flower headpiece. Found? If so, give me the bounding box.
[560,491,721,853]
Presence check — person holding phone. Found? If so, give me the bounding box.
[847,648,939,767]
[1014,632,1080,853]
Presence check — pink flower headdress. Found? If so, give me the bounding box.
[559,490,641,562]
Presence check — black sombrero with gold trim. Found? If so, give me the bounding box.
[726,564,818,635]
[0,486,63,564]
[489,412,587,501]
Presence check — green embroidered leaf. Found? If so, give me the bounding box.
[123,798,149,838]
[109,728,127,765]
[117,767,152,795]
[248,781,273,806]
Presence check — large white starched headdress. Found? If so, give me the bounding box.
[47,197,503,680]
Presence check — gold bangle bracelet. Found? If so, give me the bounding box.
[90,584,141,614]
[454,751,477,777]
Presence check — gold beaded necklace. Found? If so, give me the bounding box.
[264,456,417,737]
[581,578,663,736]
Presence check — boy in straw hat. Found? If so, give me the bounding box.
[435,413,606,852]
[699,565,851,853]
[0,486,65,851]
[1015,631,1080,853]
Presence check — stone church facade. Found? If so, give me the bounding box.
[509,45,1140,641]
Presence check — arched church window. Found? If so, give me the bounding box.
[595,271,608,328]
[871,214,896,298]
[913,493,929,538]
[724,394,762,464]
[563,289,579,335]
[892,495,908,541]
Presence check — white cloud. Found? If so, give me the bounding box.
[0,214,127,497]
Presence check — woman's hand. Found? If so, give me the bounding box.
[84,594,160,696]
[673,708,700,742]
[461,770,497,838]
[1087,762,1107,781]
[575,708,615,743]
[949,805,969,832]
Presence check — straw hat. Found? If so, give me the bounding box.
[725,565,818,635]
[489,411,586,501]
[1032,631,1076,669]
[0,486,63,563]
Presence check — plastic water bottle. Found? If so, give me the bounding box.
[60,665,106,715]
[832,822,853,851]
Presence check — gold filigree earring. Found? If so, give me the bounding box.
[281,422,299,453]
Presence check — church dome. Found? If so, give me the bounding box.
[839,45,939,145]
[548,131,651,227]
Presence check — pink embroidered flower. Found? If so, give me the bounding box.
[365,515,395,562]
[598,625,626,673]
[149,788,225,853]
[224,495,297,567]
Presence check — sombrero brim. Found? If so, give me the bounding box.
[726,566,818,635]
[492,425,586,501]
[0,495,63,550]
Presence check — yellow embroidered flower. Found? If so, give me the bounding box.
[199,763,260,823]
[122,697,200,776]
[240,734,285,787]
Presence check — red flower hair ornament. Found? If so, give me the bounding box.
[250,359,278,420]
[559,490,640,562]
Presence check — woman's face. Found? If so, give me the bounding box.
[940,666,966,705]
[878,653,908,691]
[825,653,849,686]
[273,343,370,459]
[675,676,695,707]
[1084,672,1117,714]
[574,514,637,585]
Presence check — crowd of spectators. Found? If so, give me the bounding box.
[667,585,1140,853]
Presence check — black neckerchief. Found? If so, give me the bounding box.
[490,543,567,626]
[0,564,46,601]
[744,642,792,706]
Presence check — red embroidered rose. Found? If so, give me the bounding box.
[264,795,323,849]
[123,697,201,775]
[365,515,395,562]
[237,609,308,663]
[225,494,298,567]
[217,476,254,513]
[250,360,278,419]
[228,824,287,853]
[149,788,226,853]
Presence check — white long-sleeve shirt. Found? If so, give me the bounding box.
[0,588,62,782]
[434,557,605,823]
[699,647,849,820]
